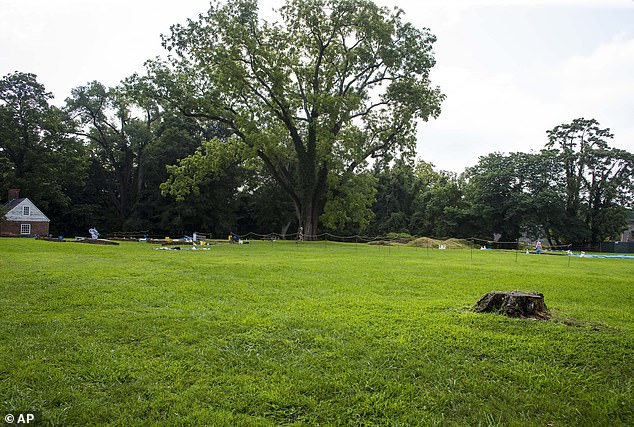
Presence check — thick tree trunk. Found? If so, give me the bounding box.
[302,212,318,240]
[298,197,323,241]
[474,291,549,319]
[295,163,328,241]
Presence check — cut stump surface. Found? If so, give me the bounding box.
[475,291,549,319]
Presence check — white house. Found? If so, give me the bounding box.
[1,189,50,236]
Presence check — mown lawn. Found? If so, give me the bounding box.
[0,238,632,426]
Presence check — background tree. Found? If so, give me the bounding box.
[0,71,87,234]
[65,81,156,228]
[365,159,468,238]
[512,149,567,244]
[160,136,252,235]
[320,170,377,236]
[410,168,469,238]
[235,170,298,237]
[127,113,233,234]
[462,152,564,243]
[546,118,634,245]
[462,153,522,241]
[151,0,444,238]
[367,159,425,235]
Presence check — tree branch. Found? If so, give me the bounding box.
[346,123,406,172]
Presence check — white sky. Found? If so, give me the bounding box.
[1,0,633,173]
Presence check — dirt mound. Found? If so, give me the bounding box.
[368,238,410,246]
[368,240,391,246]
[408,237,470,249]
[442,238,470,249]
[408,237,441,248]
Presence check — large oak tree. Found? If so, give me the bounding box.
[150,0,444,238]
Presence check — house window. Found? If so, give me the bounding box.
[20,224,31,235]
[23,206,30,216]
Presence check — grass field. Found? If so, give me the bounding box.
[0,238,632,426]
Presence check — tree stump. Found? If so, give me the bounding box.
[474,291,549,319]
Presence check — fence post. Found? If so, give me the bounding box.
[470,239,474,261]
[515,239,519,263]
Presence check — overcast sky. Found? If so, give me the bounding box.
[1,0,633,172]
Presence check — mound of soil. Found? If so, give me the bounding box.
[368,237,414,246]
[409,237,441,248]
[368,240,387,246]
[408,237,470,249]
[77,238,120,246]
[442,238,470,249]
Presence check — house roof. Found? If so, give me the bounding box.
[3,197,50,222]
[3,197,26,210]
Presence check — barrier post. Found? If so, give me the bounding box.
[470,239,473,261]
[515,239,519,263]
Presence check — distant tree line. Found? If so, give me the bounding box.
[1,0,632,246]
[1,70,631,246]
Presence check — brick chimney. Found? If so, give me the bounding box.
[7,189,20,201]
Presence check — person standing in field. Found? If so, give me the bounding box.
[535,240,543,254]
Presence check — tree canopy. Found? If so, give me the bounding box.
[0,72,87,214]
[546,118,634,244]
[150,0,444,238]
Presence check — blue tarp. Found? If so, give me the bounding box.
[571,254,634,259]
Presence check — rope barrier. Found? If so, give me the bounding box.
[107,230,575,252]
